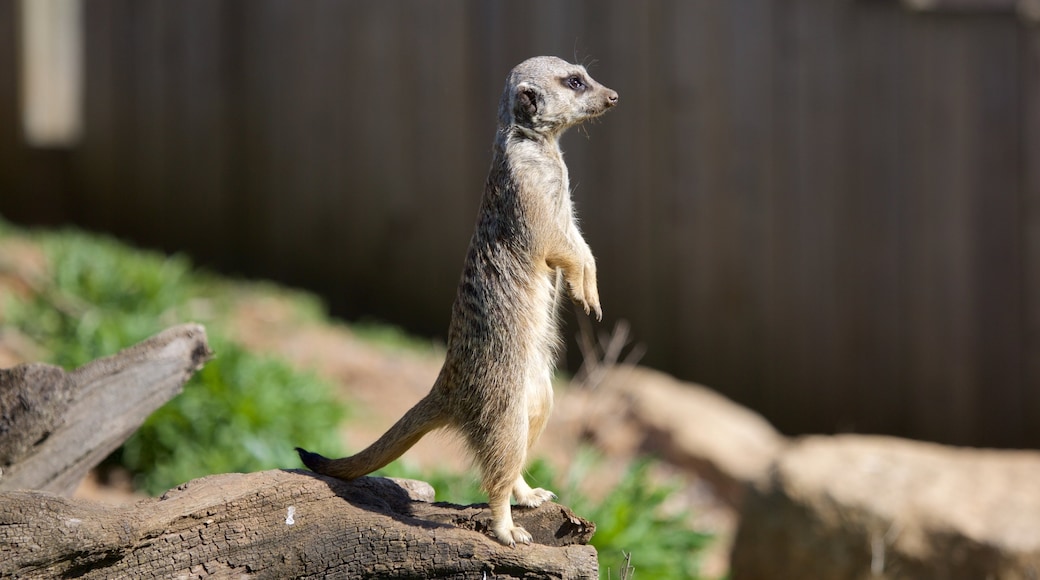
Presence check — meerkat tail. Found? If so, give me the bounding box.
[296,394,447,481]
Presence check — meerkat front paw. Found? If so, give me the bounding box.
[583,262,601,321]
[567,258,601,321]
[569,261,603,320]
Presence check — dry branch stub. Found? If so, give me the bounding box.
[0,470,599,579]
[0,323,212,495]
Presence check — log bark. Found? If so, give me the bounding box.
[0,469,599,579]
[0,323,212,494]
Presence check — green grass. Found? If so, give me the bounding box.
[567,453,713,579]
[118,338,345,495]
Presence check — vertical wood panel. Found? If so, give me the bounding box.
[968,18,1023,447]
[0,0,20,204]
[0,0,75,224]
[840,4,907,436]
[766,0,849,434]
[389,0,475,334]
[901,18,985,445]
[1023,22,1040,446]
[77,0,119,232]
[0,0,1033,447]
[668,0,772,410]
[129,0,172,247]
[901,18,959,444]
[575,0,664,367]
[173,0,234,259]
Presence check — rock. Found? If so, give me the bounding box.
[731,435,1040,580]
[596,365,785,505]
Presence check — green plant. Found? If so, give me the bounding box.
[5,229,198,368]
[119,338,345,495]
[553,450,713,580]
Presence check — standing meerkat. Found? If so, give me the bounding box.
[297,56,618,546]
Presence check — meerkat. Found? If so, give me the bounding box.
[296,56,618,547]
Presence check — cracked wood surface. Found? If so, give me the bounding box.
[1,469,598,579]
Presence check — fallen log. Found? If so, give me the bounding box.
[0,469,599,579]
[0,323,212,495]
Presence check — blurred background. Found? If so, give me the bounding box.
[1,0,1038,449]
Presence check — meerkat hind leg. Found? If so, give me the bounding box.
[511,372,555,507]
[489,483,533,546]
[478,410,536,546]
[511,405,556,507]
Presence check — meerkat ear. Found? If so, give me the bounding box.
[515,82,540,121]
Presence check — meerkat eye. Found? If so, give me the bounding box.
[565,75,587,92]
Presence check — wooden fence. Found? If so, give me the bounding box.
[1,0,1038,447]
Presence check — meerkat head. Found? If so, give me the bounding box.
[499,56,619,137]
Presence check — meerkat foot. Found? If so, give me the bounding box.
[514,486,556,507]
[513,475,556,507]
[493,523,534,547]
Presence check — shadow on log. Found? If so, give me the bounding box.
[1,470,599,579]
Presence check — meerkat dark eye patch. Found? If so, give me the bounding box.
[564,75,587,92]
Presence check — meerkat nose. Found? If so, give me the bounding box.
[606,91,619,106]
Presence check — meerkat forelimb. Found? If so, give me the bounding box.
[296,56,618,547]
